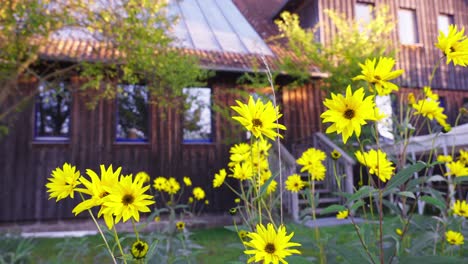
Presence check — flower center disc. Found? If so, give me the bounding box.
[265,243,276,254]
[343,109,355,119]
[122,194,135,205]
[252,118,263,127]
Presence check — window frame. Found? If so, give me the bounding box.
[182,87,213,144]
[115,84,150,143]
[398,8,420,45]
[33,81,72,143]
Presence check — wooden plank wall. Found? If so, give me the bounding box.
[294,0,468,90]
[0,74,245,222]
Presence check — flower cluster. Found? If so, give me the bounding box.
[435,25,468,67]
[439,149,468,177]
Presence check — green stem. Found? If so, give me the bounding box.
[113,225,127,264]
[132,219,140,241]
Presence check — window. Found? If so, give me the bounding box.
[398,9,419,44]
[183,87,212,143]
[355,2,373,32]
[116,84,149,142]
[437,14,454,35]
[35,82,71,141]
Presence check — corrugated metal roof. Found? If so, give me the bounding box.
[169,0,272,55]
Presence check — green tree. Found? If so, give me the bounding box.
[274,6,396,93]
[0,0,207,132]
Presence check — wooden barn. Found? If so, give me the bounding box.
[2,0,468,223]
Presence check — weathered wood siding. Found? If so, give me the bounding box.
[293,0,468,90]
[0,74,245,222]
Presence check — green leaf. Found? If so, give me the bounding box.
[320,204,346,215]
[345,186,375,205]
[420,195,446,210]
[454,176,468,184]
[397,191,416,199]
[350,200,365,212]
[427,175,447,182]
[384,162,426,192]
[382,199,401,214]
[399,256,462,264]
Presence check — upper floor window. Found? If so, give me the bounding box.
[116,84,149,142]
[437,14,454,35]
[398,8,419,44]
[35,82,71,141]
[355,2,373,31]
[183,87,212,143]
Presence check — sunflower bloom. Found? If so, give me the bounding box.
[244,223,301,264]
[296,148,327,181]
[176,221,185,230]
[353,57,404,96]
[285,174,305,193]
[165,177,181,194]
[355,149,395,182]
[459,149,468,165]
[435,25,468,66]
[46,163,81,202]
[131,240,149,259]
[437,155,453,163]
[331,149,341,160]
[336,210,349,219]
[228,143,251,167]
[213,168,227,188]
[446,230,464,245]
[231,162,253,181]
[231,96,286,140]
[135,171,150,184]
[193,187,206,200]
[412,99,448,127]
[445,160,468,177]
[103,175,155,224]
[321,86,377,143]
[153,177,168,192]
[183,176,192,186]
[452,200,468,218]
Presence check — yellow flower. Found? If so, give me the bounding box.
[353,57,404,96]
[228,143,251,167]
[296,148,327,181]
[154,216,161,222]
[423,86,439,101]
[231,162,253,181]
[46,163,81,202]
[131,240,149,259]
[435,25,468,66]
[193,187,206,200]
[165,177,181,194]
[213,168,227,188]
[321,86,377,143]
[264,180,278,195]
[251,138,272,158]
[407,92,416,105]
[238,230,248,241]
[103,175,155,224]
[412,99,448,127]
[445,160,468,177]
[395,228,403,236]
[231,96,286,140]
[183,176,192,186]
[446,230,464,245]
[153,177,168,192]
[285,174,305,193]
[459,149,468,165]
[188,196,194,203]
[235,198,241,203]
[135,171,150,184]
[244,223,301,264]
[452,200,468,218]
[437,155,453,163]
[336,210,349,219]
[176,221,185,230]
[205,199,210,205]
[355,149,395,182]
[331,149,341,160]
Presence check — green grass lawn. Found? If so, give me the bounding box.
[0,221,358,264]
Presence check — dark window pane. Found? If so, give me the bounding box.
[116,84,149,141]
[35,82,71,139]
[183,87,212,142]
